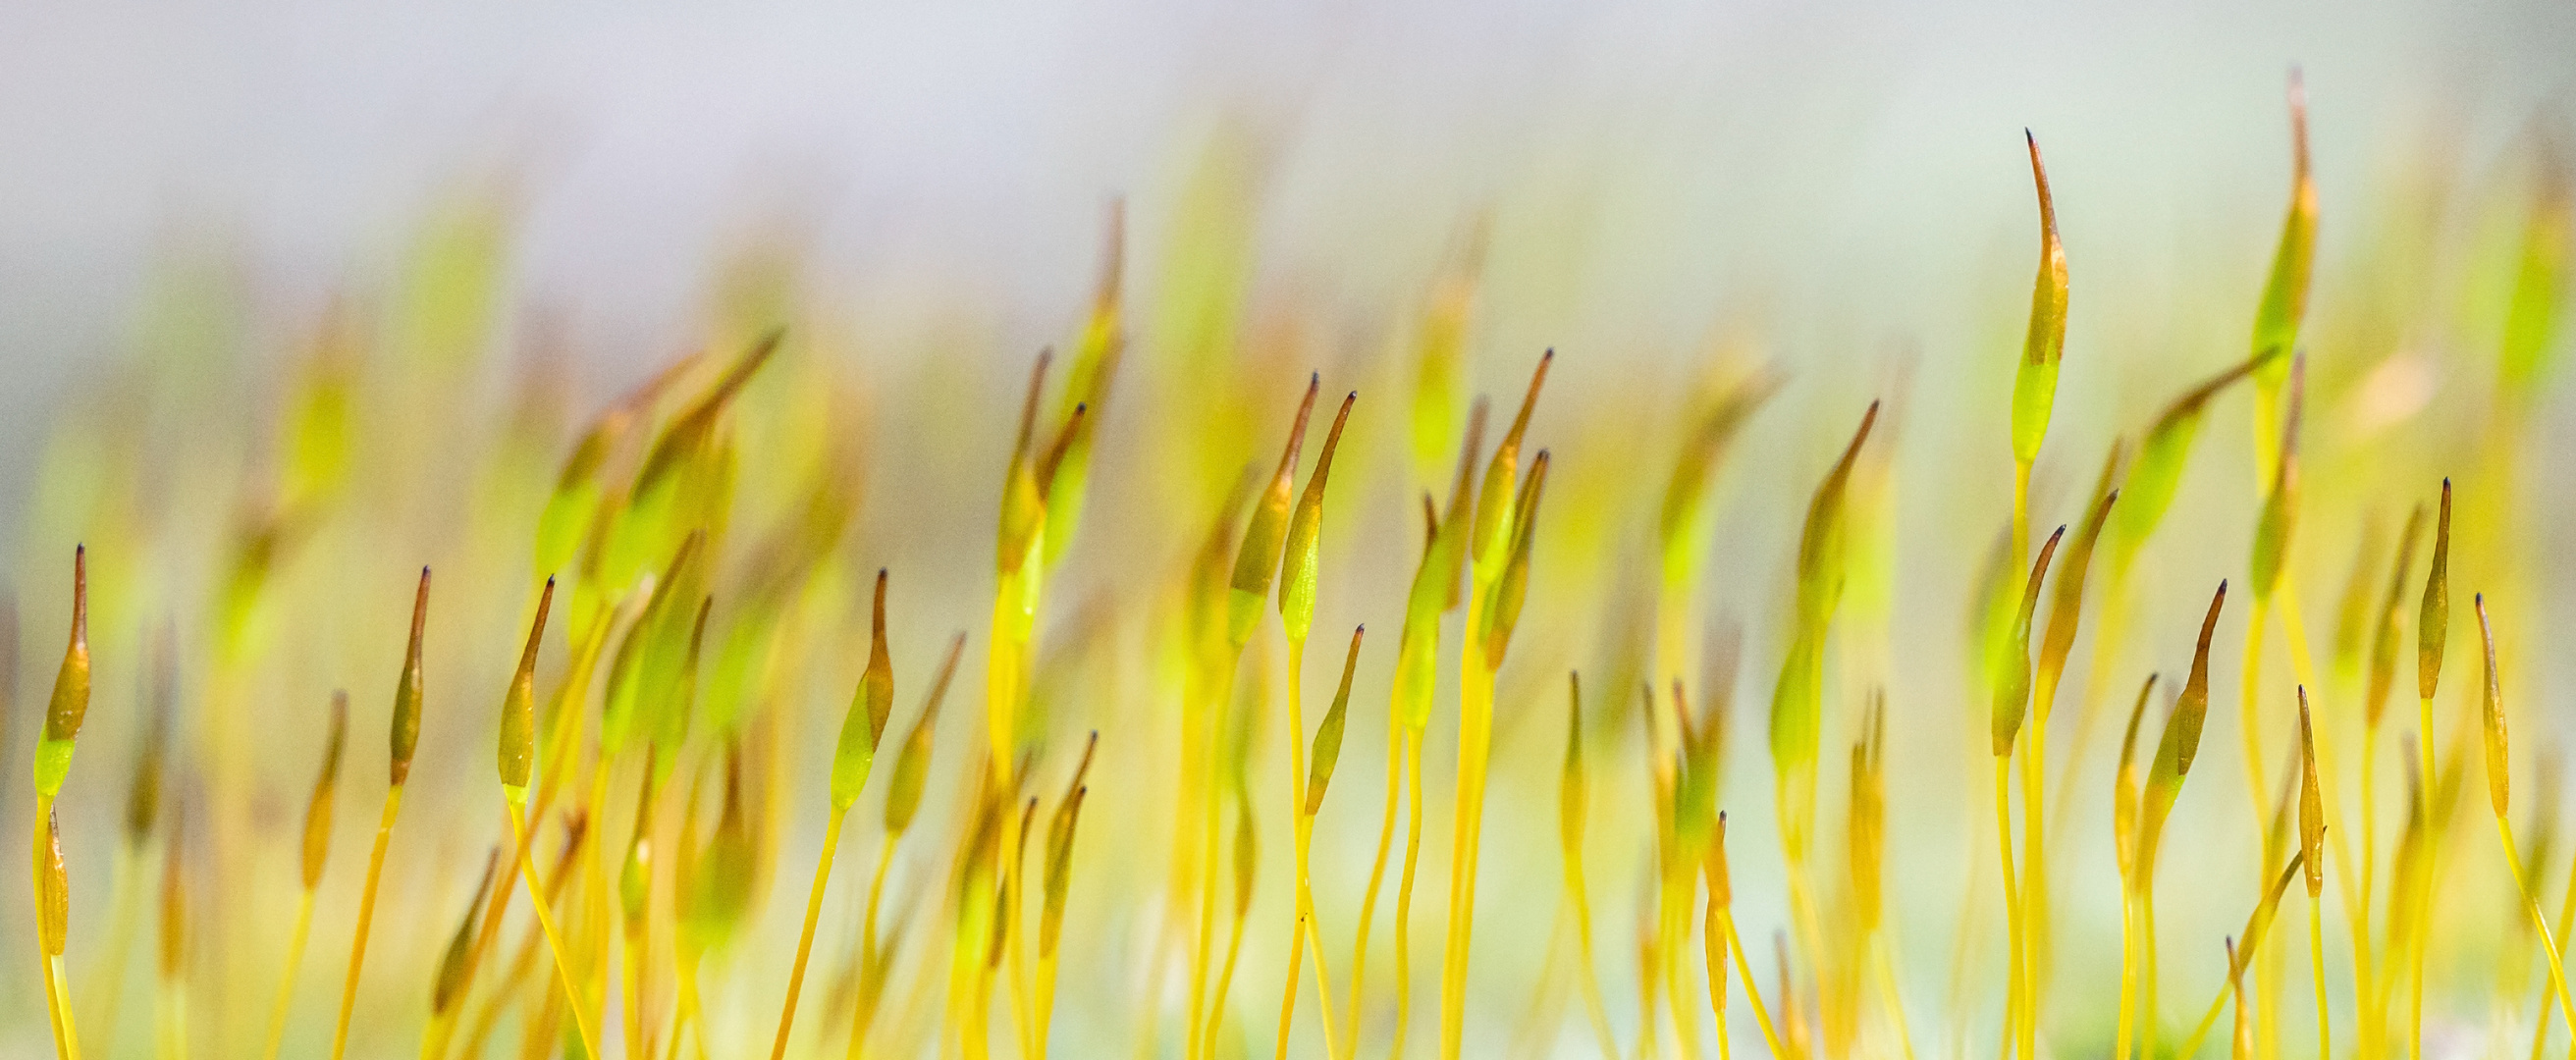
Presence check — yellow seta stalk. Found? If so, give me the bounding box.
[2409,478,2451,1060]
[1710,816,1789,1059]
[1188,375,1319,1060]
[852,630,963,1060]
[2113,675,2156,1060]
[1440,350,1549,1060]
[2295,692,2328,1060]
[331,568,430,1060]
[1345,711,1405,1060]
[491,577,602,1060]
[422,849,499,1060]
[28,549,88,1060]
[774,569,898,1060]
[1273,391,1355,1060]
[1993,524,2064,1060]
[1561,675,1619,1060]
[2174,852,2306,1059]
[2353,501,2426,1060]
[2473,595,2576,1033]
[265,691,349,1060]
[1035,735,1098,1058]
[2004,130,2068,1059]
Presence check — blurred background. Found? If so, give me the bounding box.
[2,1,2574,1058]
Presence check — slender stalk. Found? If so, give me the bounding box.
[1720,910,1788,1059]
[1438,575,1492,1060]
[2410,694,2434,1060]
[2016,688,2047,1060]
[327,787,404,1060]
[773,807,849,1060]
[2140,880,2159,1060]
[1392,735,1426,1060]
[1274,639,1326,1059]
[2115,892,2136,1060]
[2497,817,2576,1033]
[848,831,899,1060]
[1567,846,1618,1059]
[2529,843,2576,1060]
[261,890,318,1060]
[1994,759,2023,1060]
[2308,900,2328,1060]
[508,796,601,1060]
[1345,719,1405,1060]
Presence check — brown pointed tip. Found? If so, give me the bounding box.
[71,545,86,642]
[410,568,433,639]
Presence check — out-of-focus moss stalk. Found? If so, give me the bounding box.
[1440,351,1552,1060]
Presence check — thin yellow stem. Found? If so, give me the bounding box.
[1994,759,2024,1060]
[1439,603,1493,1060]
[2141,885,2159,1060]
[261,889,318,1060]
[2498,817,2576,1034]
[1185,659,1243,1060]
[2115,891,2136,1060]
[1721,911,1788,1060]
[328,787,404,1060]
[2309,900,2329,1060]
[2018,678,2050,1060]
[2411,694,2434,1060]
[2359,721,2382,1060]
[49,952,83,1060]
[849,831,898,1060]
[509,796,601,1060]
[772,808,847,1060]
[1569,859,1618,1060]
[1392,735,1426,1060]
[1208,899,1252,1060]
[1345,720,1406,1060]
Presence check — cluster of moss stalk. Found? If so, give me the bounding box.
[16,73,2576,1060]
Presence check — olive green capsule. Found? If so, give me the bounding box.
[2366,504,2427,728]
[1228,375,1319,646]
[2038,455,2122,708]
[2478,595,2508,819]
[1478,450,1550,665]
[2250,74,2317,386]
[432,848,500,1015]
[1992,526,2066,757]
[1304,626,1364,817]
[389,567,430,788]
[2249,355,2305,601]
[2011,131,2069,465]
[996,350,1054,578]
[1278,391,1357,645]
[2106,350,2284,568]
[833,570,897,813]
[32,547,89,800]
[1473,350,1553,574]
[2141,583,2227,871]
[499,578,555,798]
[1770,402,1880,778]
[2297,690,2324,898]
[886,632,967,837]
[2418,479,2451,701]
